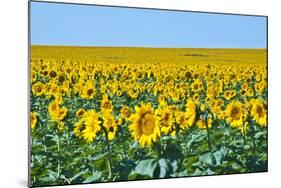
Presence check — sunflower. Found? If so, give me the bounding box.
[240,89,247,97]
[210,103,224,119]
[120,106,131,121]
[196,118,212,129]
[57,121,66,132]
[55,107,68,121]
[224,90,232,100]
[192,93,200,104]
[242,82,249,90]
[116,89,123,97]
[186,99,197,127]
[32,81,44,96]
[102,112,118,141]
[246,88,254,97]
[80,80,96,99]
[54,94,63,104]
[200,103,207,112]
[191,79,201,93]
[156,105,175,135]
[73,120,84,138]
[30,112,37,129]
[225,101,244,128]
[49,70,58,79]
[100,94,113,113]
[117,117,123,126]
[175,111,188,129]
[129,103,160,147]
[48,100,59,118]
[230,90,236,98]
[170,89,180,101]
[82,110,101,143]
[31,71,37,82]
[76,108,86,118]
[48,100,68,121]
[158,94,167,106]
[250,99,267,126]
[49,84,60,97]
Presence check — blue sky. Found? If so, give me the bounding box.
[30,1,267,48]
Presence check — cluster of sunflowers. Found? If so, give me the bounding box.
[30,47,267,186]
[30,57,267,147]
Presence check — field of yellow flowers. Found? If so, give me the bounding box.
[30,46,267,187]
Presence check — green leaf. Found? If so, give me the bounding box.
[170,170,188,177]
[89,152,110,161]
[69,170,88,183]
[199,152,216,166]
[128,173,150,180]
[132,159,158,178]
[113,159,135,180]
[187,133,207,148]
[39,170,58,182]
[254,131,266,139]
[157,158,172,178]
[183,155,199,169]
[83,171,102,183]
[162,143,183,163]
[213,147,228,165]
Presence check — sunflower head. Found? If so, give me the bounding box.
[196,118,212,129]
[102,112,118,141]
[191,79,202,92]
[200,103,207,112]
[48,100,59,119]
[224,90,232,100]
[32,82,45,96]
[49,70,58,79]
[100,94,113,113]
[250,99,267,126]
[30,112,37,129]
[129,103,160,147]
[175,111,188,129]
[185,99,197,127]
[120,106,131,121]
[82,110,101,143]
[50,106,68,121]
[76,108,86,118]
[73,120,84,138]
[80,80,96,99]
[225,101,244,128]
[57,121,66,132]
[156,106,175,135]
[31,71,37,82]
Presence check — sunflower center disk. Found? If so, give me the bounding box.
[140,113,155,136]
[231,107,241,120]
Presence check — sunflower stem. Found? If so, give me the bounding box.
[242,117,247,145]
[153,142,162,158]
[107,158,113,179]
[175,124,180,146]
[184,128,191,154]
[102,125,113,180]
[251,124,257,155]
[206,125,212,152]
[119,124,128,159]
[57,131,61,180]
[204,114,212,152]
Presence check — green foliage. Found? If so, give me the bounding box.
[30,94,267,187]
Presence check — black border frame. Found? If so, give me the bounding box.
[28,1,269,187]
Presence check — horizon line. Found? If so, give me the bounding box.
[30,44,267,50]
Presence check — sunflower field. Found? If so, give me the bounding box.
[30,46,267,187]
